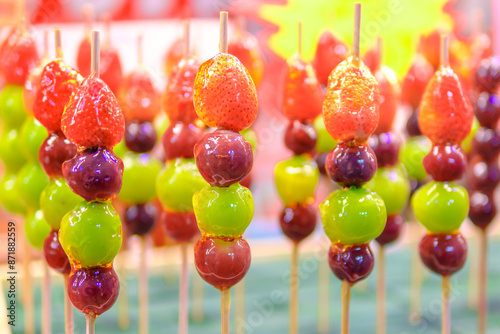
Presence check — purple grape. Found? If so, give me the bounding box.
[124,121,157,153]
[423,144,467,182]
[39,131,77,178]
[474,56,500,93]
[162,122,204,160]
[368,132,401,168]
[161,210,199,242]
[406,109,422,137]
[419,233,467,276]
[315,152,328,175]
[325,143,377,186]
[62,147,124,201]
[284,120,317,155]
[43,230,71,275]
[279,203,317,244]
[375,214,404,246]
[471,127,500,160]
[194,129,253,187]
[328,243,374,284]
[67,266,119,316]
[469,190,497,230]
[123,203,158,236]
[467,157,500,191]
[475,93,500,128]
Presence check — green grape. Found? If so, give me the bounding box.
[314,115,337,153]
[16,162,49,209]
[0,128,27,172]
[364,164,411,215]
[154,112,170,143]
[119,152,162,204]
[19,116,47,161]
[59,201,122,268]
[0,84,27,129]
[156,158,207,212]
[241,128,258,151]
[320,187,387,245]
[24,210,51,250]
[461,117,479,154]
[40,178,83,230]
[274,155,319,206]
[399,135,431,181]
[0,173,26,215]
[411,181,469,233]
[113,139,127,160]
[194,183,254,237]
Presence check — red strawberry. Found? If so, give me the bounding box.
[193,53,258,132]
[62,75,125,149]
[33,60,83,132]
[401,54,434,109]
[163,57,200,124]
[118,68,160,122]
[313,31,349,87]
[76,37,91,77]
[228,31,264,87]
[282,55,324,122]
[0,26,39,85]
[164,38,184,76]
[374,66,400,134]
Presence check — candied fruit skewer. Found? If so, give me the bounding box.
[117,33,162,334]
[466,55,500,334]
[319,4,387,334]
[273,21,322,334]
[59,31,125,333]
[411,35,473,334]
[192,11,257,334]
[364,38,410,334]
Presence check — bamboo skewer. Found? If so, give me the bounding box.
[117,252,130,330]
[192,271,205,322]
[64,275,74,334]
[179,242,189,334]
[442,276,451,334]
[289,244,299,334]
[341,281,351,334]
[478,230,488,334]
[139,238,149,334]
[219,12,228,54]
[183,20,190,57]
[409,220,423,323]
[42,263,51,334]
[221,288,231,334]
[91,30,100,77]
[235,280,246,334]
[22,235,34,334]
[376,246,386,334]
[86,315,96,334]
[297,22,302,58]
[317,247,330,334]
[352,3,361,66]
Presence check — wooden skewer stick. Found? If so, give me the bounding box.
[440,34,449,67]
[442,275,451,334]
[192,269,205,322]
[137,33,143,66]
[467,240,479,309]
[179,242,189,334]
[352,3,362,66]
[221,288,231,334]
[86,315,96,334]
[54,28,63,59]
[42,262,51,334]
[297,22,302,59]
[183,20,190,58]
[341,280,351,334]
[219,11,228,53]
[117,252,130,330]
[478,230,488,334]
[289,243,299,334]
[376,246,386,334]
[22,235,34,334]
[64,275,74,334]
[139,237,149,334]
[235,279,246,334]
[91,30,100,77]
[43,30,49,59]
[317,247,330,334]
[409,218,423,323]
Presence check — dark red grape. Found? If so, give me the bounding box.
[375,214,404,246]
[124,121,157,153]
[315,152,328,175]
[475,93,500,128]
[43,230,71,275]
[62,147,124,201]
[423,144,466,182]
[474,56,500,93]
[284,120,317,155]
[123,203,158,236]
[194,236,251,290]
[194,129,253,187]
[406,109,422,137]
[469,190,497,230]
[67,266,119,317]
[162,122,204,160]
[279,203,317,243]
[368,132,401,168]
[39,131,77,178]
[240,172,252,189]
[471,127,500,160]
[419,233,467,276]
[161,210,199,242]
[328,243,374,284]
[325,143,377,186]
[467,157,500,191]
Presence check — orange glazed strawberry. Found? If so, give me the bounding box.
[164,38,184,76]
[118,68,160,122]
[163,57,200,124]
[228,31,264,87]
[282,55,324,122]
[313,31,349,87]
[322,56,380,143]
[193,53,258,132]
[33,60,83,132]
[418,66,473,145]
[100,46,123,96]
[401,54,434,109]
[374,66,400,134]
[62,75,125,148]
